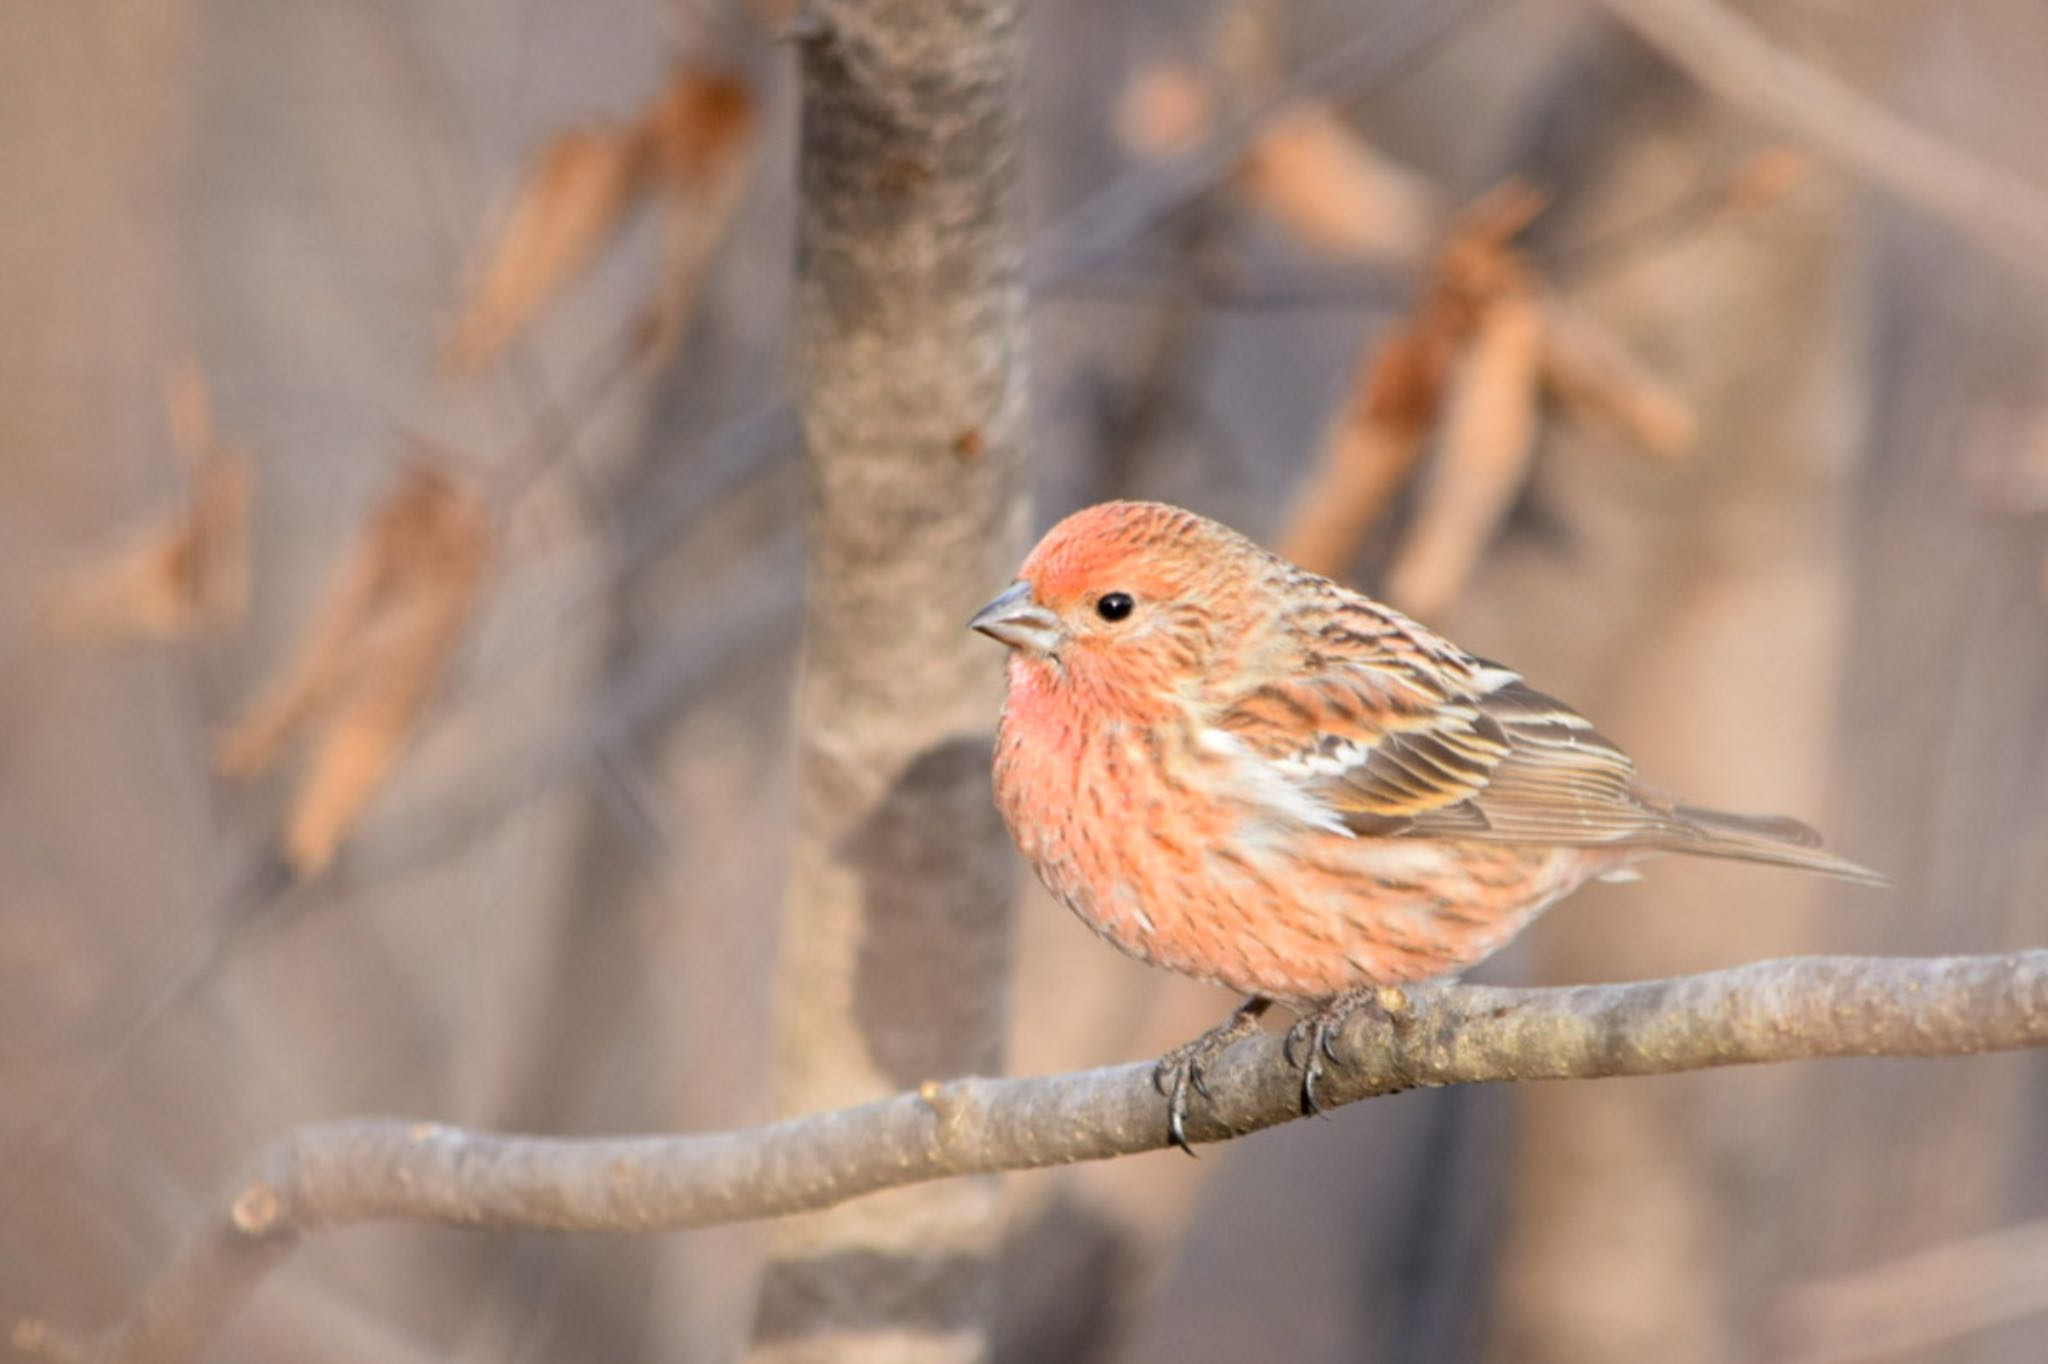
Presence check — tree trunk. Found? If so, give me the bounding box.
[747,2,1029,1361]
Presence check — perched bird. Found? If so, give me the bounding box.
[971,500,1879,1148]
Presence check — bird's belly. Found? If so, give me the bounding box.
[1075,827,1599,1001]
[995,715,1603,1001]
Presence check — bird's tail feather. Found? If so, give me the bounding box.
[1663,805,1887,885]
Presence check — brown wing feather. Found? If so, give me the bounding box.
[1414,678,1681,843]
[1212,599,1684,847]
[1209,584,1880,880]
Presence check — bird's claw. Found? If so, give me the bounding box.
[1284,986,1407,1117]
[1153,996,1271,1156]
[1152,1048,1211,1158]
[1162,1066,1194,1154]
[1283,1014,1337,1117]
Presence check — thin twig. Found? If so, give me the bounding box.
[21,950,2048,1364]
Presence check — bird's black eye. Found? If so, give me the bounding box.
[1095,592,1135,622]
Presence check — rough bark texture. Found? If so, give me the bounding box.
[748,2,1029,1361]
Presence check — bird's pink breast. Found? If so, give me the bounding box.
[995,670,1604,1000]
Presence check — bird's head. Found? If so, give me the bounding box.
[971,501,1265,710]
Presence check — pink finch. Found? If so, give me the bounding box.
[972,500,1878,1148]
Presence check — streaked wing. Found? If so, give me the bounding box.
[1426,676,1672,842]
[1209,595,1679,846]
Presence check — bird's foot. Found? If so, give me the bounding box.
[1152,996,1272,1156]
[1283,985,1415,1117]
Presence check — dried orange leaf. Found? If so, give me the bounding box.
[1115,62,1216,158]
[1437,179,1549,298]
[189,450,251,624]
[44,451,251,641]
[1385,280,1545,617]
[283,482,486,875]
[277,625,423,875]
[217,498,392,779]
[1278,312,1454,576]
[640,68,756,361]
[1277,181,1546,578]
[443,124,651,377]
[1721,145,1811,216]
[641,67,753,192]
[1459,179,1551,242]
[218,462,489,876]
[1237,102,1435,259]
[1539,296,1696,460]
[45,546,187,640]
[45,368,251,642]
[1279,413,1430,582]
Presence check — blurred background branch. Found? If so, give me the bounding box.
[1595,0,2048,288]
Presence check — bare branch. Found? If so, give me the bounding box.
[23,950,2048,1364]
[1595,0,2048,287]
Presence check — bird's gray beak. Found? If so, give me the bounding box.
[969,580,1062,655]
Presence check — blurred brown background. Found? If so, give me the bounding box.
[5,1,2047,1360]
